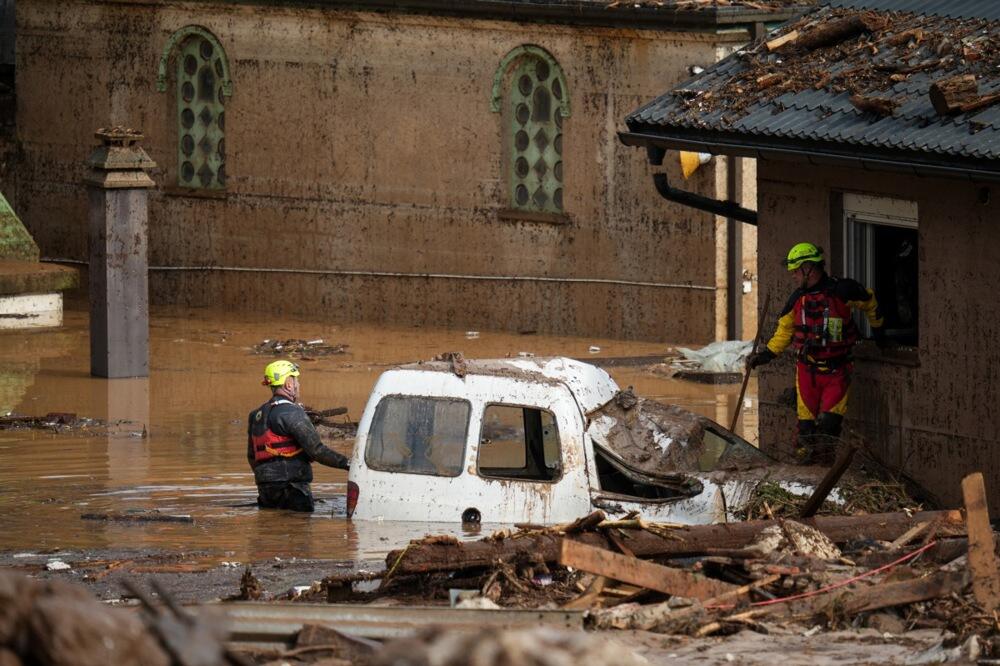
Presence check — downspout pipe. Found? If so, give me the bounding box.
[645,144,758,225]
[651,172,758,226]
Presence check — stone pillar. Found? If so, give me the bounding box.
[85,127,156,378]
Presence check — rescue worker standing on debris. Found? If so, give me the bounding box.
[747,243,885,464]
[248,360,350,512]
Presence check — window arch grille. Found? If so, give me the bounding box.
[157,26,232,190]
[493,47,569,214]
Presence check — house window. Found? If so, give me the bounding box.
[364,396,471,477]
[491,46,570,215]
[843,194,919,347]
[157,27,233,191]
[478,405,560,481]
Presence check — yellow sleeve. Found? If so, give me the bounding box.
[846,288,884,329]
[766,310,796,355]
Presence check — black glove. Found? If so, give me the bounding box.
[871,327,889,351]
[747,348,776,370]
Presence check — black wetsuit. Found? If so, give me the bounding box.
[247,396,350,512]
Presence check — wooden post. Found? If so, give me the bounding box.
[85,128,156,378]
[961,472,1000,611]
[799,440,858,518]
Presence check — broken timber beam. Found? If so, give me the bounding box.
[559,540,737,600]
[961,472,1000,611]
[765,30,799,52]
[929,75,979,116]
[386,510,966,576]
[796,13,884,51]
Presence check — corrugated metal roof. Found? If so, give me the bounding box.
[624,2,1000,171]
[827,0,1000,21]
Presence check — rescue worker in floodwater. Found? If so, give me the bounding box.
[247,360,350,512]
[746,243,886,465]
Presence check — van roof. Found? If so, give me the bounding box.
[396,356,619,413]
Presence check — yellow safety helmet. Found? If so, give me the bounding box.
[784,242,824,271]
[262,360,300,386]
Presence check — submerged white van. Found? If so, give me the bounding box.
[346,357,828,525]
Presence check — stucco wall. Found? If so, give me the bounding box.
[13,0,751,342]
[756,158,999,510]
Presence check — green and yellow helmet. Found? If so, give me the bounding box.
[784,242,824,271]
[262,360,300,386]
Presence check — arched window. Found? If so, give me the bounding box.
[157,26,232,190]
[492,46,570,215]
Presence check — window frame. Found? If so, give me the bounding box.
[491,45,570,222]
[363,394,472,478]
[841,193,920,355]
[157,25,233,194]
[476,402,564,484]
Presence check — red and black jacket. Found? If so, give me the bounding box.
[766,274,884,366]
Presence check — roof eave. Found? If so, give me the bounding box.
[212,0,808,29]
[620,127,1000,184]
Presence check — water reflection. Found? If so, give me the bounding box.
[0,306,756,562]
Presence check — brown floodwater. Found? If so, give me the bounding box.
[0,306,756,563]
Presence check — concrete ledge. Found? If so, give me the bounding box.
[0,261,79,296]
[0,293,63,329]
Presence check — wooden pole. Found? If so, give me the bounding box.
[731,292,771,432]
[799,439,858,518]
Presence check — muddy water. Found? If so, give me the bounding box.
[0,306,757,563]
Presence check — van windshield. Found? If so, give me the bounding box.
[364,396,471,477]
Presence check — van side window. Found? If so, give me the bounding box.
[478,405,560,481]
[365,397,470,477]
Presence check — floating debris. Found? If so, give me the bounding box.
[253,338,348,358]
[0,412,102,431]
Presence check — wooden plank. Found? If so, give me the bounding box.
[962,472,1000,611]
[387,510,967,575]
[592,574,780,631]
[559,540,737,600]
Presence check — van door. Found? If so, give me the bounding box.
[468,386,591,524]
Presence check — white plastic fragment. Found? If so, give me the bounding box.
[675,340,753,373]
[46,560,71,571]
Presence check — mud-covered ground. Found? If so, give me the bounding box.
[0,548,376,604]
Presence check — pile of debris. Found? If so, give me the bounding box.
[736,477,922,520]
[675,6,1000,119]
[304,405,357,441]
[339,473,1000,655]
[0,412,101,432]
[253,339,347,359]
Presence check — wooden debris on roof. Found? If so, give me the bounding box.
[930,74,980,115]
[795,12,886,51]
[849,94,898,117]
